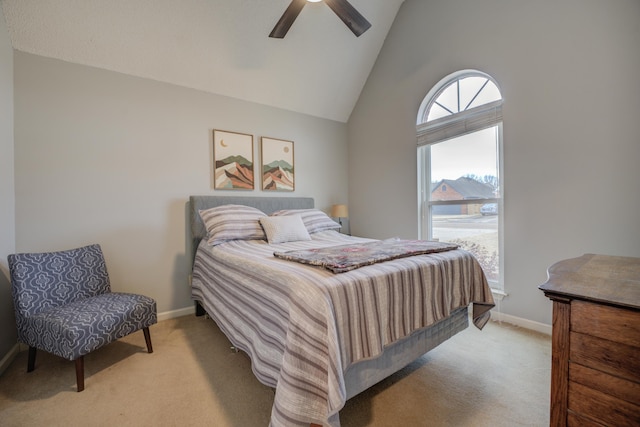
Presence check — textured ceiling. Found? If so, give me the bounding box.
[1,0,404,122]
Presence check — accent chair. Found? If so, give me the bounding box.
[8,244,157,391]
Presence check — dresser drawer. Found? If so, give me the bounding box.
[570,331,640,383]
[570,363,640,406]
[567,412,608,427]
[568,381,640,426]
[571,299,640,347]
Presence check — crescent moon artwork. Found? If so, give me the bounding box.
[212,129,254,190]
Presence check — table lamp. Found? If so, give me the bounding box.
[331,204,349,232]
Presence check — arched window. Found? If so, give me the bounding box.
[417,70,503,291]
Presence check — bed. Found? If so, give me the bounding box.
[189,195,494,427]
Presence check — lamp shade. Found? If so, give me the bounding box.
[331,204,349,218]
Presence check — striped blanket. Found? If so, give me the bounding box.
[191,231,494,427]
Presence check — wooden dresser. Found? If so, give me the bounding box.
[539,254,640,427]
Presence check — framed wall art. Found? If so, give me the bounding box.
[213,129,254,190]
[261,137,294,191]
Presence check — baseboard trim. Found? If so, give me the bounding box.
[0,343,20,376]
[490,311,552,335]
[157,305,196,322]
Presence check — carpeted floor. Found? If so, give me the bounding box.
[0,315,550,426]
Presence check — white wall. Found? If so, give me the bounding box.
[0,7,17,364]
[13,52,349,315]
[348,0,640,325]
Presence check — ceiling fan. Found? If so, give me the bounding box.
[269,0,372,39]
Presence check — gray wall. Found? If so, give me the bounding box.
[348,0,640,325]
[13,52,349,317]
[0,7,17,364]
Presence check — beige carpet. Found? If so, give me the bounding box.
[0,315,550,426]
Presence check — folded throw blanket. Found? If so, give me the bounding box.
[274,238,459,273]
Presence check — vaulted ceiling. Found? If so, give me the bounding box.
[1,0,405,122]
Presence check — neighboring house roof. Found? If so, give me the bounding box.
[432,177,495,199]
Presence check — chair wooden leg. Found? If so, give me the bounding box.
[27,347,37,372]
[75,356,85,392]
[143,327,153,353]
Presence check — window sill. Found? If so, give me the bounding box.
[490,289,507,301]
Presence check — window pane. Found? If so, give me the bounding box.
[431,204,500,284]
[428,126,501,289]
[427,103,452,121]
[430,127,499,189]
[434,83,459,115]
[467,80,501,109]
[459,77,487,110]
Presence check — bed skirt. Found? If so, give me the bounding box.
[344,306,468,399]
[195,297,468,403]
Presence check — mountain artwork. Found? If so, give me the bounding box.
[213,130,254,190]
[263,160,294,191]
[261,137,294,191]
[215,156,254,189]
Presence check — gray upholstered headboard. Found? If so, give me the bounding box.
[189,195,314,263]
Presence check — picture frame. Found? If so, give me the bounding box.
[261,137,294,191]
[212,129,254,190]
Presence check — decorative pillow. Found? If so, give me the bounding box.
[271,209,341,234]
[199,204,266,246]
[259,215,311,244]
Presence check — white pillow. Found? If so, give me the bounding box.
[199,204,266,246]
[270,209,341,234]
[259,215,311,244]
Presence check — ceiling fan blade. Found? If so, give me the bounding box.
[324,0,372,37]
[269,0,307,38]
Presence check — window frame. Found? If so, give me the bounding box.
[417,70,504,291]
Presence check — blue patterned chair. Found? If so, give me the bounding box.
[8,244,157,392]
